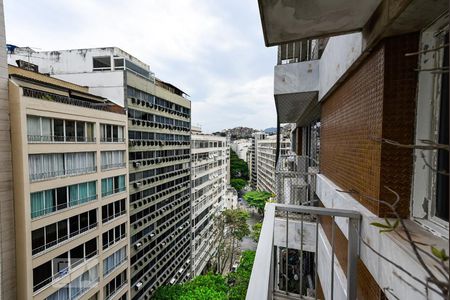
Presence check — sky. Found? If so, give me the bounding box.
[4,0,278,133]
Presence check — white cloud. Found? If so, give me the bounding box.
[4,0,277,132]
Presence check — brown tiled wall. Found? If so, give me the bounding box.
[320,33,419,217]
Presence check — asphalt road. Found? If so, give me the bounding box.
[239,199,260,251]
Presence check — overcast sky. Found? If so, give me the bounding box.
[4,0,277,133]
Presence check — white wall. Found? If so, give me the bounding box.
[54,72,125,107]
[318,33,362,100]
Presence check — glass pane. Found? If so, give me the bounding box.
[76,122,85,142]
[41,117,52,141]
[65,120,75,142]
[93,56,111,69]
[30,192,44,218]
[69,185,78,206]
[32,228,44,254]
[46,223,57,246]
[53,119,64,142]
[56,187,67,210]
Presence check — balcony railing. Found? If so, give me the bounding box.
[29,166,97,182]
[101,162,127,171]
[100,137,126,143]
[31,194,97,219]
[102,186,126,198]
[23,87,124,114]
[28,135,96,143]
[33,250,98,293]
[246,203,360,300]
[277,40,319,65]
[276,155,319,205]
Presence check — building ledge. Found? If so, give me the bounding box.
[316,174,448,299]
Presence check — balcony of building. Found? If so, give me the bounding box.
[276,155,318,206]
[246,203,360,300]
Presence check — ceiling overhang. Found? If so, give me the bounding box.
[275,91,320,126]
[258,0,382,46]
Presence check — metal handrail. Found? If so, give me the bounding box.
[33,250,99,292]
[101,162,126,171]
[27,135,96,143]
[100,137,126,143]
[102,186,126,198]
[104,256,128,277]
[31,194,98,219]
[102,210,126,224]
[246,203,361,300]
[32,223,98,255]
[29,166,97,182]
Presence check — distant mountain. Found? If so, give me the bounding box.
[220,127,258,140]
[264,127,277,134]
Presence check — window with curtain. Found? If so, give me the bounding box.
[101,151,125,170]
[103,246,126,276]
[102,175,126,197]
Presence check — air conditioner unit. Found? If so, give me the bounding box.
[135,282,143,290]
[134,182,142,188]
[170,278,176,285]
[135,242,142,249]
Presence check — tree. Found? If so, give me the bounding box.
[251,222,262,242]
[230,150,249,180]
[222,209,250,271]
[153,274,228,300]
[243,190,274,215]
[228,251,256,300]
[230,178,247,191]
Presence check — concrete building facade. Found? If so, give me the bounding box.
[230,139,251,162]
[9,65,129,300]
[191,129,228,277]
[248,1,449,300]
[8,47,192,299]
[0,1,16,298]
[256,135,290,194]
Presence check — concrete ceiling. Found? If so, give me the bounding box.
[258,0,382,46]
[275,92,319,126]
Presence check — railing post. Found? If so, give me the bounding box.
[347,217,359,300]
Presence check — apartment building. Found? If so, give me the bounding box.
[248,132,266,187]
[248,1,449,300]
[230,139,252,162]
[191,128,228,276]
[9,65,129,300]
[8,47,192,299]
[0,1,16,298]
[256,135,290,194]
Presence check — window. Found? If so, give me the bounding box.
[28,152,96,181]
[101,151,126,171]
[102,175,126,197]
[26,116,95,143]
[31,181,97,219]
[100,124,124,142]
[32,210,96,255]
[93,56,111,70]
[102,199,126,223]
[412,16,449,236]
[103,246,126,276]
[114,58,124,70]
[33,238,97,292]
[104,270,127,299]
[102,223,126,250]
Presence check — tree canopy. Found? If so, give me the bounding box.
[230,178,247,192]
[251,222,262,242]
[243,191,274,214]
[230,150,249,180]
[153,251,256,300]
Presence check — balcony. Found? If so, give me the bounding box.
[246,203,360,300]
[274,42,320,125]
[276,155,318,205]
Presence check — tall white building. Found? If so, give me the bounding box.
[256,135,290,194]
[191,128,228,276]
[230,139,251,162]
[8,47,192,299]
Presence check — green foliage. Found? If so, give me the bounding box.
[231,178,247,191]
[370,218,399,233]
[431,246,449,262]
[153,251,257,300]
[228,251,256,300]
[243,191,274,214]
[222,209,250,241]
[230,150,249,180]
[251,222,262,242]
[153,274,228,300]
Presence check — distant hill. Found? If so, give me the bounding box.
[220,127,258,140]
[264,127,277,134]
